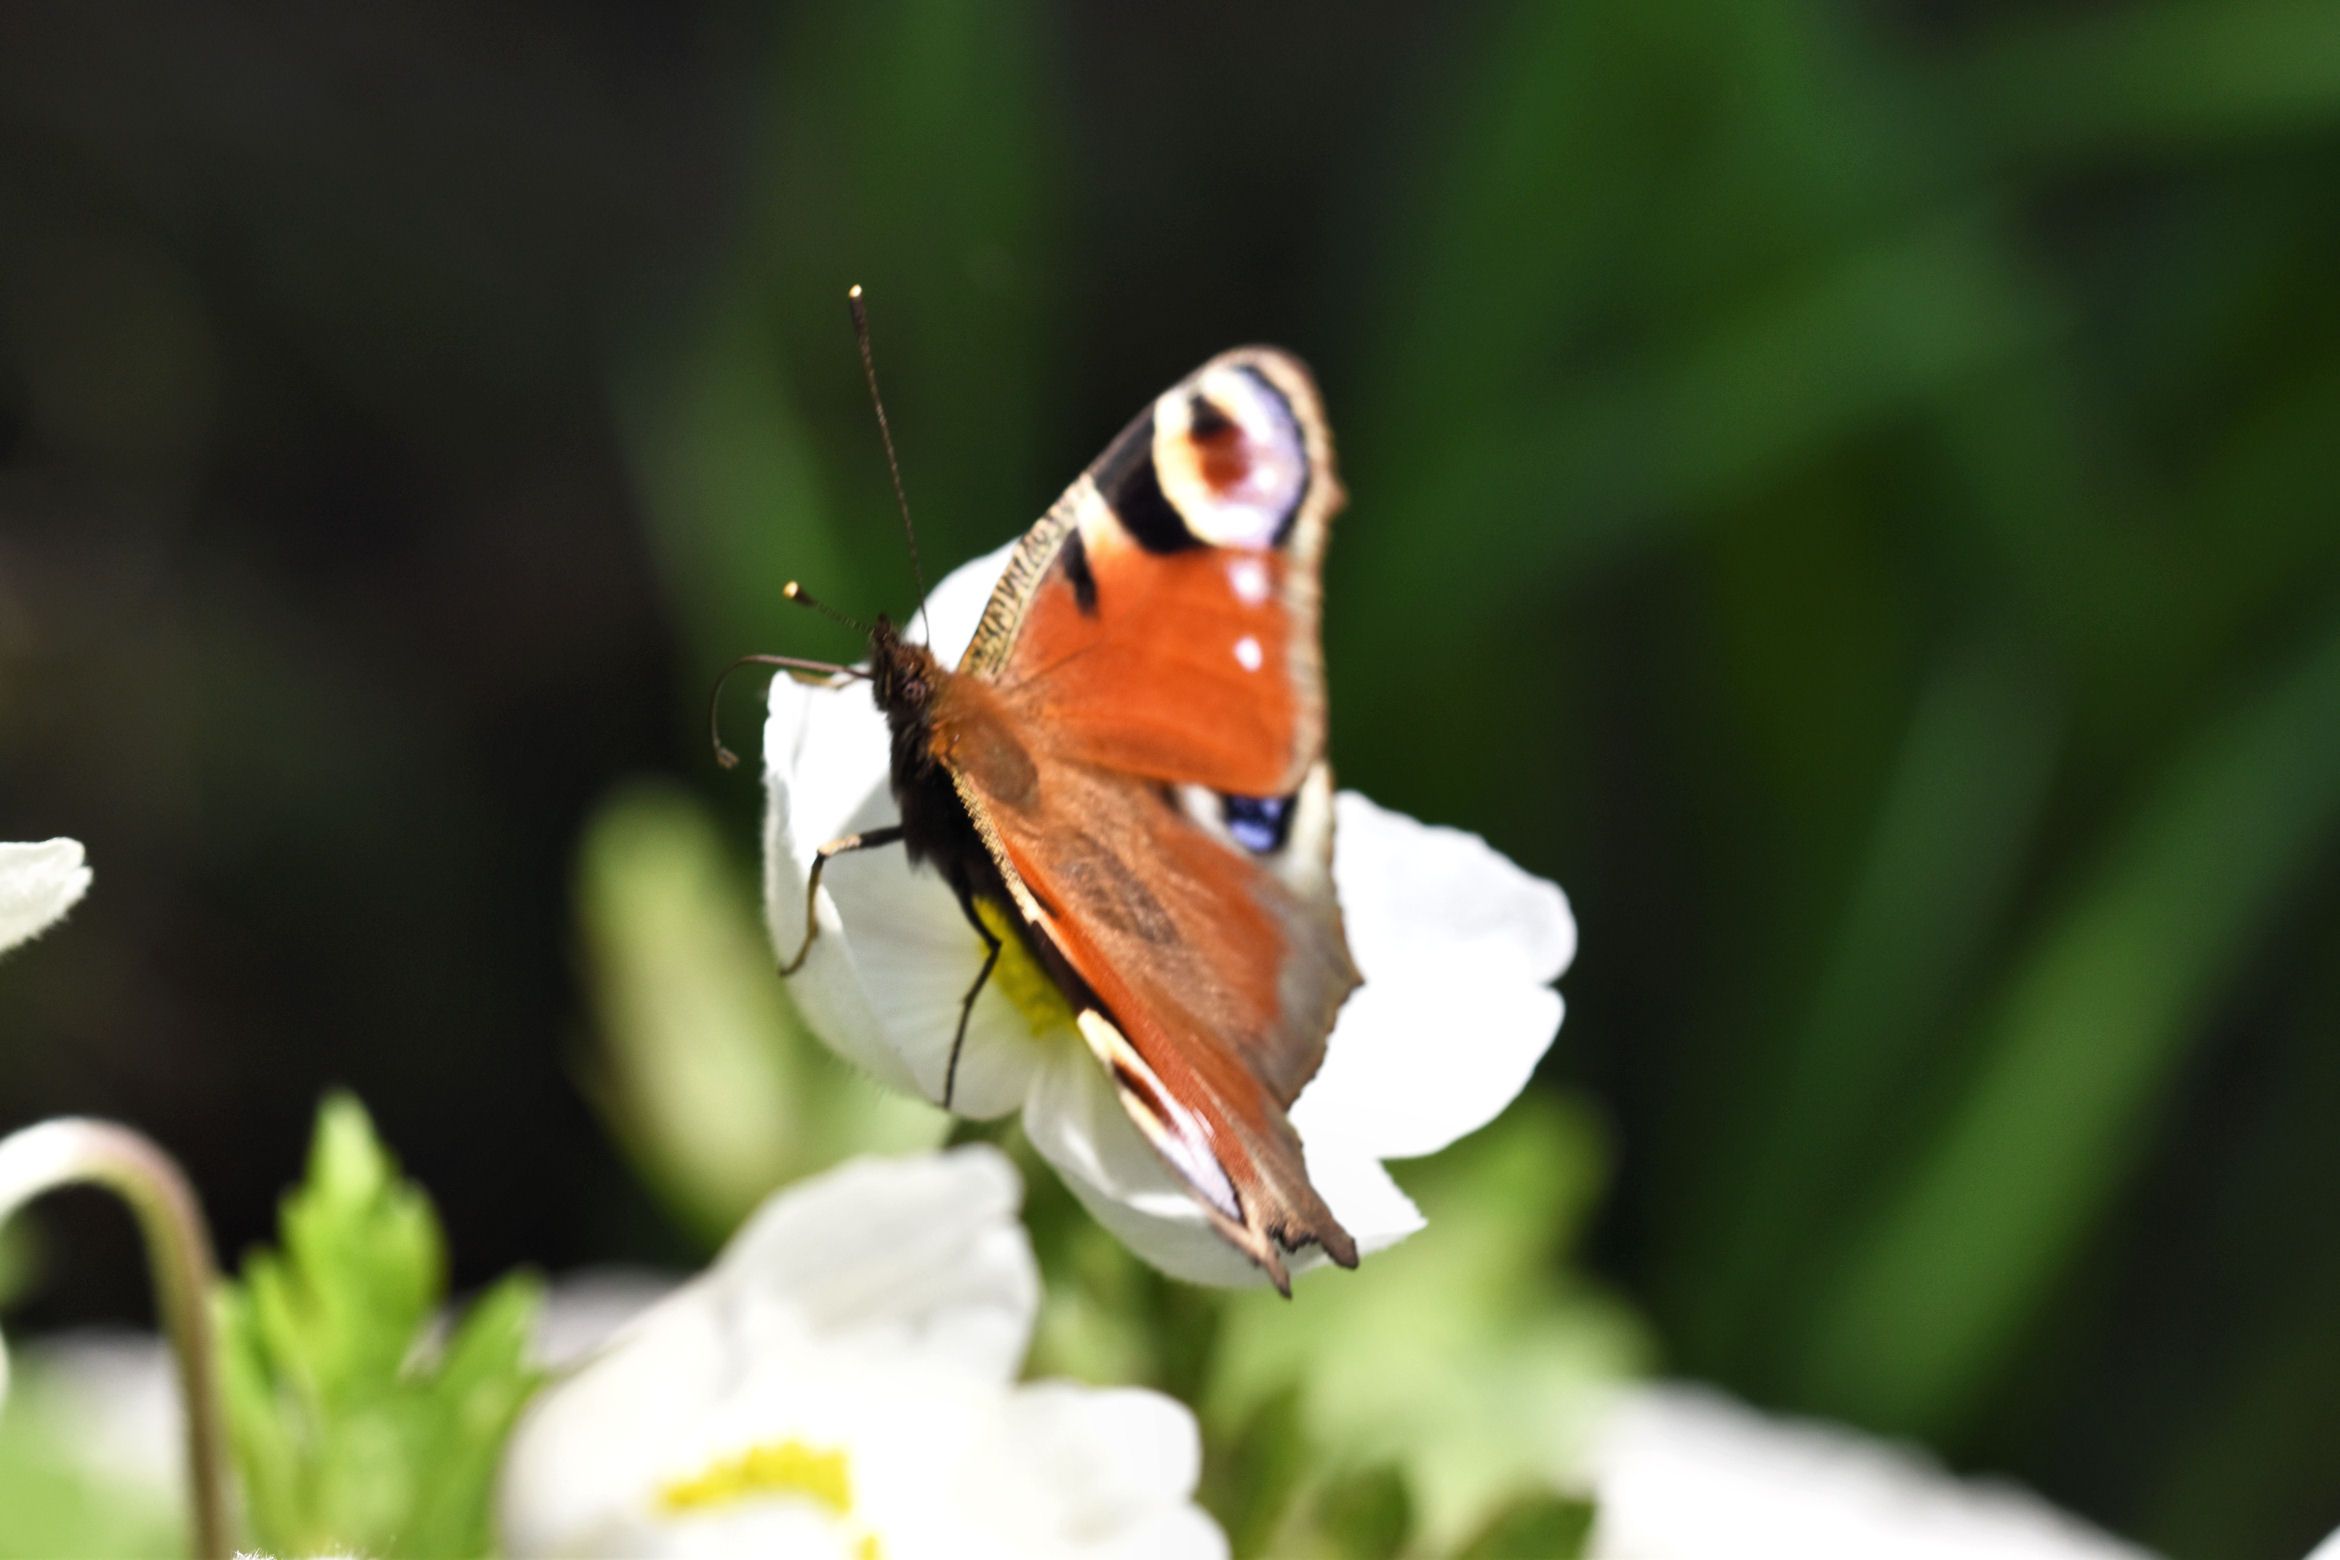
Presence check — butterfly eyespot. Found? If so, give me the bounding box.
[1186,395,1252,493]
[1150,364,1308,550]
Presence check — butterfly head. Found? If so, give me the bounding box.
[866,614,939,717]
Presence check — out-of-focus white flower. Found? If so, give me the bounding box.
[497,1147,1224,1560]
[0,1331,181,1503]
[0,838,90,955]
[763,543,1575,1286]
[2306,1523,2340,1560]
[1583,1385,2155,1560]
[0,844,92,1409]
[522,1268,676,1372]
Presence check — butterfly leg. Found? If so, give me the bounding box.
[778,825,907,976]
[942,888,1002,1110]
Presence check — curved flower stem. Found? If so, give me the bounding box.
[0,1118,233,1559]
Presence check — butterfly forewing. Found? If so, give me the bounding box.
[960,349,1340,797]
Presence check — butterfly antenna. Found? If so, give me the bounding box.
[782,578,868,633]
[847,284,931,641]
[707,651,866,771]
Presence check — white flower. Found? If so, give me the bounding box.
[0,1332,183,1507]
[0,838,91,955]
[763,543,1575,1286]
[1583,1385,2155,1560]
[497,1147,1224,1560]
[0,837,94,1408]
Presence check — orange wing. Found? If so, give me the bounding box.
[937,349,1361,1287]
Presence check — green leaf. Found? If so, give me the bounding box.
[574,782,943,1244]
[1312,1461,1415,1560]
[216,1092,545,1558]
[1453,1492,1598,1560]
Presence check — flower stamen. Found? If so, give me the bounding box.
[657,1438,854,1516]
[975,898,1074,1037]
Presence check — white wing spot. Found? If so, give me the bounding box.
[1234,635,1264,672]
[1228,557,1270,604]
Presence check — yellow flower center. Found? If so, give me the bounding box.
[658,1437,853,1515]
[976,897,1075,1036]
[654,1437,889,1557]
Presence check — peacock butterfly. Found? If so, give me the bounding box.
[741,303,1357,1292]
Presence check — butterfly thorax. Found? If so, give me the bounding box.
[867,617,959,873]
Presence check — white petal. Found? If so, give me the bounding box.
[988,1383,1225,1558]
[1584,1386,2153,1560]
[1334,792,1575,988]
[713,1147,1037,1379]
[821,867,1057,1118]
[998,1384,1203,1529]
[764,650,893,863]
[529,1269,679,1369]
[857,1368,1221,1560]
[1093,1506,1234,1560]
[1280,795,1571,1161]
[0,838,91,955]
[762,668,917,1092]
[1292,979,1565,1163]
[1022,1048,1420,1289]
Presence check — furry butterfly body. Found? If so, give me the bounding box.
[794,348,1356,1291]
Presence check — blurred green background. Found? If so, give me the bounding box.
[3,2,2339,1555]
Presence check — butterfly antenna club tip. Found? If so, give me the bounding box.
[782,580,868,633]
